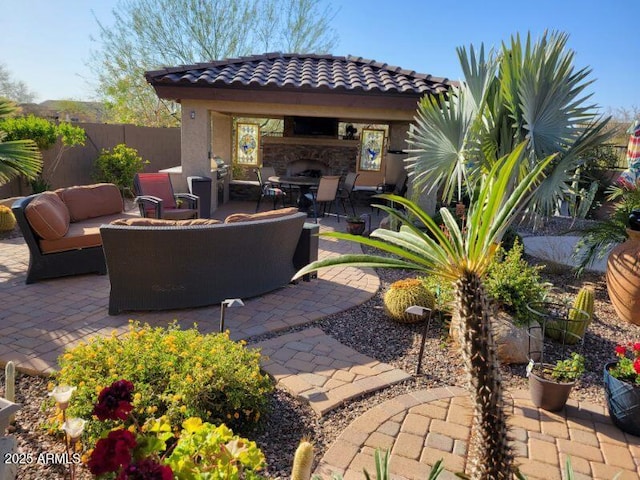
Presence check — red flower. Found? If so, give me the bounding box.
[88,429,137,475]
[634,358,640,375]
[633,342,640,354]
[116,457,173,480]
[615,345,627,356]
[93,379,135,421]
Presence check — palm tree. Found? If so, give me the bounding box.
[0,98,41,184]
[406,31,611,217]
[295,143,554,479]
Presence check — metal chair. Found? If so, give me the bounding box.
[134,172,199,219]
[305,175,341,223]
[338,172,359,217]
[255,167,286,211]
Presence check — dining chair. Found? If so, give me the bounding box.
[134,172,199,219]
[255,167,286,211]
[338,172,359,217]
[305,175,341,223]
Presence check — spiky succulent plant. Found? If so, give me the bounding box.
[295,143,554,479]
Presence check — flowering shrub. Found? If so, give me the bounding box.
[52,322,273,445]
[82,381,265,479]
[610,342,640,386]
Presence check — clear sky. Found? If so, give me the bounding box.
[1,0,638,115]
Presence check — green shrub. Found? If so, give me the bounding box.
[419,275,455,315]
[485,239,551,324]
[0,115,58,149]
[166,419,266,479]
[52,322,273,445]
[93,144,149,193]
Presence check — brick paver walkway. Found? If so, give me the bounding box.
[253,327,411,415]
[0,204,378,374]
[315,387,640,480]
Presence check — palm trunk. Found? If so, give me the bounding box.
[455,270,514,479]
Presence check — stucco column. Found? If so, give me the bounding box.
[180,101,216,213]
[389,121,436,216]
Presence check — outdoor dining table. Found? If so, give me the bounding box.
[268,175,320,211]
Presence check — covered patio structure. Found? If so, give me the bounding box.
[145,53,452,214]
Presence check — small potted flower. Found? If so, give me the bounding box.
[603,341,640,436]
[527,352,585,411]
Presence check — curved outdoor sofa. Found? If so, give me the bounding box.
[100,211,313,315]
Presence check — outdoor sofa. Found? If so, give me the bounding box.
[12,183,139,283]
[100,208,318,315]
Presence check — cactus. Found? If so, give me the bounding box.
[0,206,16,232]
[5,361,15,423]
[291,439,314,480]
[546,287,594,344]
[565,287,594,344]
[383,278,435,323]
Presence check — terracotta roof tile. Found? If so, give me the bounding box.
[145,53,452,95]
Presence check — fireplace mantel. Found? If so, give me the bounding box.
[262,136,358,148]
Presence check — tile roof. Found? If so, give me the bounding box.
[145,53,452,96]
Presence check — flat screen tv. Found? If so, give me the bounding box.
[292,116,338,137]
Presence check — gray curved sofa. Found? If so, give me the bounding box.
[100,212,314,315]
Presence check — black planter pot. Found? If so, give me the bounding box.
[529,364,575,411]
[346,221,365,235]
[603,362,640,437]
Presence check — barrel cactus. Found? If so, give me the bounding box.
[546,287,594,344]
[0,206,16,232]
[384,278,435,323]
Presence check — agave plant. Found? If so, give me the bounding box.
[406,31,611,218]
[295,143,554,480]
[0,98,42,184]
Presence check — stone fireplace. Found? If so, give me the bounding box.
[261,137,359,178]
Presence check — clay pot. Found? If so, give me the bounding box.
[529,364,575,411]
[606,229,640,326]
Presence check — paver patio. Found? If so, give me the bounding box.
[253,327,411,415]
[315,387,640,480]
[0,203,379,374]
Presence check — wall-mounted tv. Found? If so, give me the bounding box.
[291,116,338,137]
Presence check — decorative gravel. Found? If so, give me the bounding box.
[3,218,640,479]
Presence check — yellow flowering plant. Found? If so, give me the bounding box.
[51,321,273,446]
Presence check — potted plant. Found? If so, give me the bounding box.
[527,352,585,411]
[603,341,640,436]
[345,215,366,235]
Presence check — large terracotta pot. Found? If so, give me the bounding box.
[606,229,640,326]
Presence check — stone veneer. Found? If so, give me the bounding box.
[262,142,359,177]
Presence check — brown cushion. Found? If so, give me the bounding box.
[224,207,299,224]
[175,219,221,226]
[110,218,179,226]
[24,192,70,240]
[39,225,102,253]
[58,184,123,222]
[110,218,221,227]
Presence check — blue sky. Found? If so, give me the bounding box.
[2,0,638,114]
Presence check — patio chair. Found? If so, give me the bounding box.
[372,172,409,214]
[134,172,199,219]
[338,172,359,217]
[305,175,341,223]
[255,166,286,211]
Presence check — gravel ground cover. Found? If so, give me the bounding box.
[2,218,639,479]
